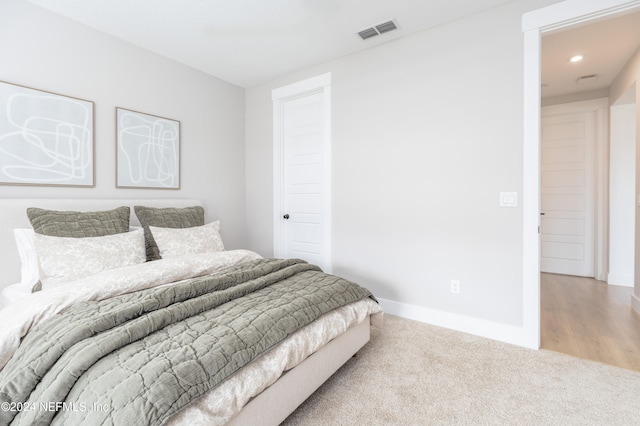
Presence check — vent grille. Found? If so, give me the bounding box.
[376,20,397,34]
[357,28,379,40]
[357,19,398,40]
[576,74,598,85]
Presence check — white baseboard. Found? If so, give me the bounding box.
[378,298,533,349]
[632,293,640,317]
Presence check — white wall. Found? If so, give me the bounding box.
[0,0,246,249]
[246,0,560,343]
[609,48,640,313]
[609,98,636,287]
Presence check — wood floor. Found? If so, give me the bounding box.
[540,273,640,372]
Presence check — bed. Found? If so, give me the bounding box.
[0,199,382,425]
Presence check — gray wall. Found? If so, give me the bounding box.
[246,0,560,339]
[0,0,247,249]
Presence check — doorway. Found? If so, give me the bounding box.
[538,67,638,370]
[522,0,640,349]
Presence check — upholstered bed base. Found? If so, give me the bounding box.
[227,317,371,425]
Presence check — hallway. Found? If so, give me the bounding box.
[541,273,640,372]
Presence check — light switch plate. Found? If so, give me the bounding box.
[499,192,518,207]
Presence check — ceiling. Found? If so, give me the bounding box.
[22,1,640,95]
[23,0,516,88]
[541,10,640,99]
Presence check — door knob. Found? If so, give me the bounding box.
[283,214,290,219]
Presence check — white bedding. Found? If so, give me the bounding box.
[0,284,30,310]
[0,249,262,371]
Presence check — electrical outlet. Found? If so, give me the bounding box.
[450,280,461,294]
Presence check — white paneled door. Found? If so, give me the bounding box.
[282,92,326,267]
[540,111,596,277]
[273,73,331,273]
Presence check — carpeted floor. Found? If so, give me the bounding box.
[281,314,640,425]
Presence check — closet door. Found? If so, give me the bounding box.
[272,74,332,272]
[540,110,596,277]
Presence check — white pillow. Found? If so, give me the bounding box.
[13,228,38,290]
[33,228,146,290]
[14,227,143,291]
[149,221,224,259]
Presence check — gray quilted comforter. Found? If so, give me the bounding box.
[0,258,374,426]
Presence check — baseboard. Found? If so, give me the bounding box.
[378,298,532,349]
[632,293,640,317]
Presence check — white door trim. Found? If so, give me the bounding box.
[272,73,332,272]
[522,0,640,349]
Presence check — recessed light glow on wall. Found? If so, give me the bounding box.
[569,55,584,63]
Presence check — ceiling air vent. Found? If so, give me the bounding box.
[357,19,399,40]
[576,74,598,85]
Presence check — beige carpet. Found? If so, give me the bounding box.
[282,314,640,425]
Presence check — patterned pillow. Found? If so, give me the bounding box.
[33,229,146,290]
[27,206,130,237]
[148,221,224,259]
[134,206,205,261]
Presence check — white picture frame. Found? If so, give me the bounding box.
[0,81,94,187]
[116,107,180,189]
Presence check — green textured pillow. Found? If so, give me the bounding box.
[27,206,130,237]
[134,205,205,261]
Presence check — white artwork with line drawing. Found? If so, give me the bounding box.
[0,81,94,186]
[117,108,180,189]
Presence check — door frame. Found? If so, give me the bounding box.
[522,0,640,349]
[272,73,332,272]
[540,98,609,280]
